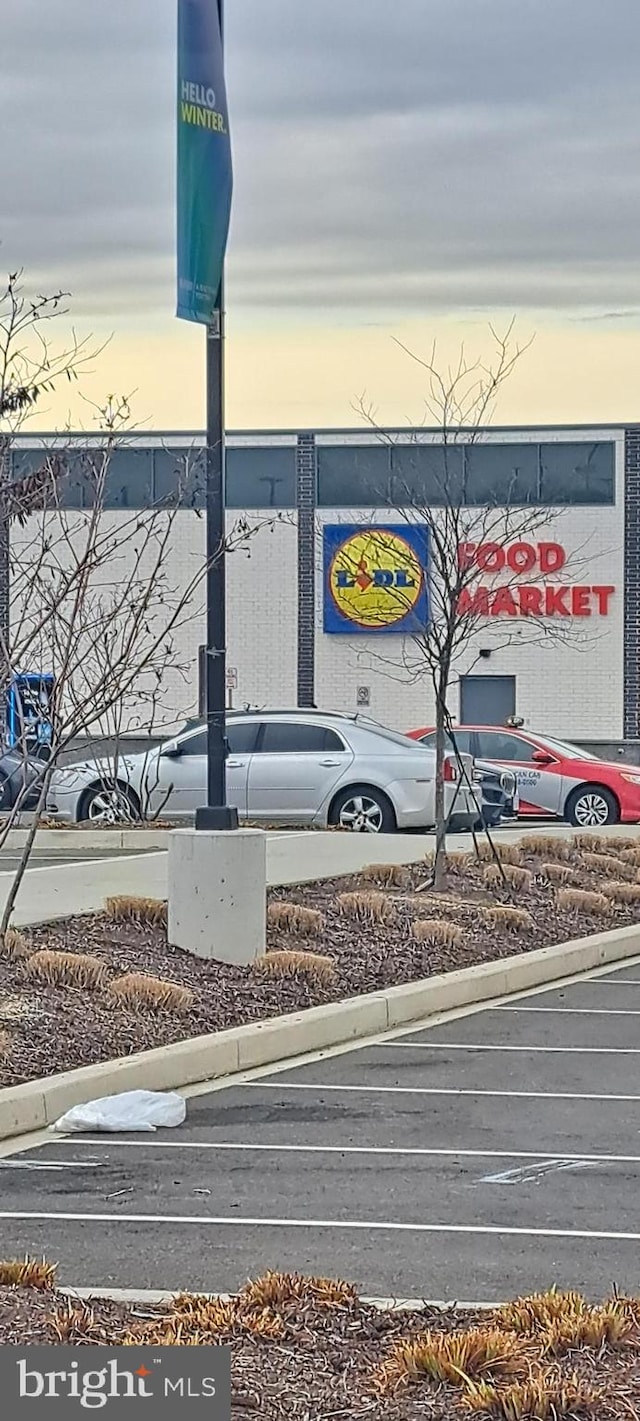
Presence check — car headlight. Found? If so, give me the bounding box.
[621,773,640,786]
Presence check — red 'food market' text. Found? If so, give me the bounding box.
[456,541,615,618]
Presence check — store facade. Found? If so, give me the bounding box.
[9,423,636,749]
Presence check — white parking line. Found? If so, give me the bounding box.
[3,1210,640,1242]
[374,1042,640,1054]
[0,1160,97,1171]
[479,1160,591,1185]
[496,1006,640,1016]
[40,1139,640,1164]
[243,1082,640,1102]
[573,979,640,986]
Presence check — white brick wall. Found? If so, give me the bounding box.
[9,509,299,735]
[226,513,298,712]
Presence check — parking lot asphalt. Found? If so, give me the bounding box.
[0,848,161,872]
[3,959,640,1303]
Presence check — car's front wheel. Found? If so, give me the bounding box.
[329,785,396,834]
[566,784,620,827]
[78,782,141,825]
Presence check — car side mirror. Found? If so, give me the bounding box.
[162,740,181,759]
[532,749,554,765]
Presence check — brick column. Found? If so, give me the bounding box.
[624,427,640,738]
[296,432,317,707]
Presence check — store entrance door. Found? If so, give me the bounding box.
[460,675,516,726]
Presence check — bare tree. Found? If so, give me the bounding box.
[0,405,278,932]
[0,269,100,672]
[355,324,603,889]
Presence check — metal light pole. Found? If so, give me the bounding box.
[194,0,237,832]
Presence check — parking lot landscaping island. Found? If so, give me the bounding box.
[0,1264,638,1418]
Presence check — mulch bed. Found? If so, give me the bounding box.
[1,1275,639,1418]
[1,832,640,1087]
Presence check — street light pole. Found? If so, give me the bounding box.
[195,0,237,833]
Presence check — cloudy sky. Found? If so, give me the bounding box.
[2,0,640,428]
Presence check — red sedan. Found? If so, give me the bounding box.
[406,724,640,827]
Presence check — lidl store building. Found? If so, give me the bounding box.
[10,423,640,753]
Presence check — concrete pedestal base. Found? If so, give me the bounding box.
[168,829,266,963]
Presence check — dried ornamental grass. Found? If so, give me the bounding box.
[575,833,640,855]
[541,1302,632,1356]
[609,1291,640,1326]
[373,1327,528,1395]
[171,1294,286,1340]
[573,833,618,853]
[483,863,533,892]
[240,1270,357,1310]
[0,929,29,961]
[537,862,574,886]
[24,950,106,991]
[412,918,464,949]
[254,951,337,986]
[461,1369,602,1419]
[521,835,572,861]
[581,851,636,881]
[106,972,194,1013]
[104,895,167,927]
[49,1299,113,1344]
[474,843,522,866]
[620,846,640,866]
[336,890,395,924]
[360,863,411,889]
[444,852,474,871]
[0,1257,57,1290]
[424,851,473,872]
[602,880,640,906]
[267,902,325,936]
[556,888,612,918]
[173,1293,238,1323]
[121,1319,231,1348]
[135,1308,286,1345]
[493,1289,588,1335]
[481,906,533,933]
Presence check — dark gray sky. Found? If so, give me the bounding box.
[2,0,640,322]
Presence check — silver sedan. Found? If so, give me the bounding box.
[47,710,481,833]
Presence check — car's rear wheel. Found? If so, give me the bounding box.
[78,782,141,825]
[329,784,396,834]
[566,784,620,827]
[0,773,13,813]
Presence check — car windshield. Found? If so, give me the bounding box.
[535,735,598,761]
[355,716,433,750]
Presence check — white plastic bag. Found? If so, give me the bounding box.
[51,1089,187,1135]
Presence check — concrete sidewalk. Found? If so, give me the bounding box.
[0,831,437,926]
[3,852,169,928]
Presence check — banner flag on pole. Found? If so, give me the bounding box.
[177,0,232,324]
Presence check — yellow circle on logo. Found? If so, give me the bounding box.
[329,529,424,629]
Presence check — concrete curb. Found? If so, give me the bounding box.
[1,918,640,1145]
[61,1286,494,1312]
[1,829,172,851]
[3,820,639,856]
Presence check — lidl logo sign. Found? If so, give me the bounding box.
[324,524,429,635]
